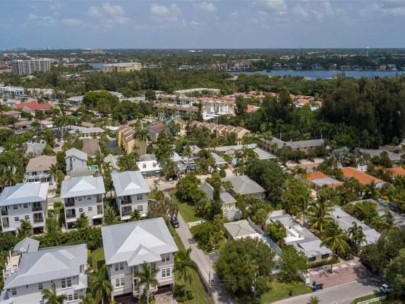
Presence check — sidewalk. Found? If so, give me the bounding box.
[176,214,234,304]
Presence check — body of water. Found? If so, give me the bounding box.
[234,69,405,80]
[90,63,105,69]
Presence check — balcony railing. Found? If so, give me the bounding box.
[121,199,132,205]
[2,222,10,228]
[1,209,8,216]
[121,211,132,216]
[33,217,43,223]
[65,199,75,207]
[32,205,42,211]
[66,212,76,219]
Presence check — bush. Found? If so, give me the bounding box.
[186,290,194,300]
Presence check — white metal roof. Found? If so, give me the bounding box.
[112,171,150,197]
[0,182,48,206]
[61,175,105,199]
[65,148,88,161]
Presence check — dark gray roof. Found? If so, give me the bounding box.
[0,182,48,206]
[201,182,236,205]
[4,244,87,289]
[112,171,150,197]
[61,176,105,199]
[221,175,265,196]
[102,218,178,266]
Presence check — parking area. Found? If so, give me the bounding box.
[309,257,378,289]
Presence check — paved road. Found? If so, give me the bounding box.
[273,280,381,304]
[175,213,234,304]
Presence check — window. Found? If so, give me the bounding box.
[68,294,73,301]
[38,283,43,290]
[115,262,124,271]
[137,205,143,212]
[13,205,18,210]
[162,269,166,278]
[61,278,72,288]
[11,288,16,296]
[115,277,124,288]
[87,196,91,200]
[161,254,170,262]
[14,217,19,222]
[88,207,92,212]
[24,204,28,208]
[73,293,78,300]
[166,268,171,277]
[79,208,83,213]
[25,215,29,220]
[137,194,143,200]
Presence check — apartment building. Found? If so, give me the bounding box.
[0,182,49,234]
[11,59,51,75]
[65,148,88,175]
[101,218,178,299]
[0,242,88,304]
[112,171,151,220]
[61,176,105,229]
[102,62,141,73]
[261,138,325,154]
[116,125,147,155]
[191,121,250,142]
[24,155,57,185]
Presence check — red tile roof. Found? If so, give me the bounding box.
[15,101,53,111]
[307,171,329,181]
[390,167,405,177]
[341,167,383,185]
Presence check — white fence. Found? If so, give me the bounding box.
[357,295,387,304]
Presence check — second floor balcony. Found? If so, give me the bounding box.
[32,204,43,212]
[1,208,8,216]
[65,198,75,207]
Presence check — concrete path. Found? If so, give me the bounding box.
[176,213,234,304]
[273,279,382,304]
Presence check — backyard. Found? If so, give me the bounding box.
[260,279,312,303]
[171,191,203,223]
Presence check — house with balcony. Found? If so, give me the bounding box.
[0,182,49,234]
[24,155,57,186]
[112,171,151,220]
[0,243,88,304]
[61,176,105,229]
[65,148,88,175]
[101,218,178,300]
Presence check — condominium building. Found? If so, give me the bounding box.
[0,182,49,234]
[61,176,105,229]
[111,171,150,220]
[101,218,178,299]
[11,59,51,75]
[0,242,88,304]
[102,62,141,73]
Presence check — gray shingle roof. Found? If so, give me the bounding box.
[65,148,88,161]
[0,182,49,206]
[224,220,259,239]
[112,171,150,197]
[4,244,87,289]
[102,218,178,266]
[200,182,236,205]
[61,176,105,199]
[211,152,227,166]
[221,175,265,196]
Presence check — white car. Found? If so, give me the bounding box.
[380,284,392,293]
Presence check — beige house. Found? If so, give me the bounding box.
[25,155,57,186]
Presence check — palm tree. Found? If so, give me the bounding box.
[49,164,60,185]
[348,221,366,254]
[18,219,32,237]
[308,200,333,233]
[321,222,350,272]
[75,213,89,229]
[130,209,141,221]
[79,293,96,304]
[103,206,118,225]
[90,265,112,304]
[42,282,67,304]
[174,248,198,297]
[382,211,396,231]
[1,168,18,187]
[134,262,159,304]
[307,296,320,304]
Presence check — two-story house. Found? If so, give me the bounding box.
[111,171,151,220]
[0,243,88,304]
[0,182,49,234]
[65,148,88,175]
[101,218,178,300]
[221,175,266,200]
[24,155,57,186]
[61,176,105,229]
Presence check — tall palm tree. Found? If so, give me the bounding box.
[18,219,32,237]
[348,221,366,254]
[134,262,158,304]
[49,164,60,185]
[308,200,333,233]
[90,266,112,304]
[42,282,67,304]
[174,248,198,297]
[1,167,18,187]
[321,222,350,272]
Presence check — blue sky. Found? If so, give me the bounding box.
[1,0,405,49]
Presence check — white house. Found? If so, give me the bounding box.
[101,218,178,299]
[24,155,57,186]
[65,148,88,175]
[0,243,88,304]
[0,182,49,234]
[112,171,151,220]
[61,176,105,229]
[136,154,161,178]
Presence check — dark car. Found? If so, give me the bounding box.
[171,216,179,228]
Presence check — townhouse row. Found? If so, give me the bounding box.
[0,171,151,234]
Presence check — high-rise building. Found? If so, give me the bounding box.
[11,59,51,75]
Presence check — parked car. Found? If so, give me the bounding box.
[380,284,392,293]
[171,216,179,228]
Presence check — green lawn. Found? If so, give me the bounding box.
[89,247,105,271]
[171,191,203,223]
[168,225,214,304]
[260,279,312,303]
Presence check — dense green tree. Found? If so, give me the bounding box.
[74,213,89,229]
[17,219,32,237]
[280,246,308,282]
[384,248,405,298]
[308,200,333,233]
[174,249,198,297]
[42,282,67,304]
[90,265,112,304]
[282,177,311,223]
[348,222,366,254]
[176,175,205,205]
[265,221,287,244]
[321,222,350,268]
[103,206,118,225]
[134,262,159,304]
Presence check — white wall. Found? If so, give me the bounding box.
[117,193,149,220]
[1,201,47,233]
[64,194,103,228]
[65,156,87,174]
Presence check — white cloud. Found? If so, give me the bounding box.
[292,0,334,23]
[195,1,217,13]
[87,2,130,26]
[230,11,239,17]
[27,13,55,25]
[61,18,82,27]
[256,0,287,12]
[150,3,183,26]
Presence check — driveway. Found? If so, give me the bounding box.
[176,214,234,304]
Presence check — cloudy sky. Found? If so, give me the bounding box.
[1,0,404,49]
